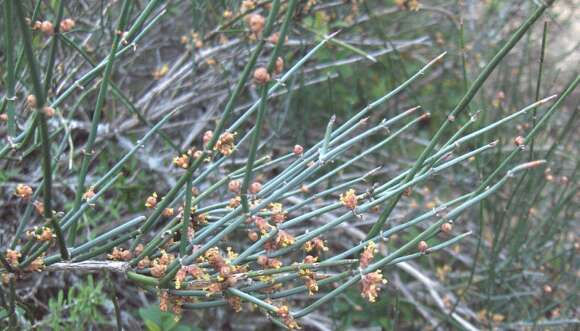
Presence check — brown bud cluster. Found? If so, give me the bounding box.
[5,249,21,267]
[275,230,295,247]
[162,208,174,217]
[26,255,45,272]
[26,226,54,242]
[293,144,304,156]
[247,14,265,34]
[440,222,453,234]
[299,267,319,296]
[145,193,158,209]
[42,106,55,117]
[40,21,54,35]
[83,186,96,201]
[359,241,377,269]
[26,95,37,108]
[303,238,328,253]
[203,130,213,147]
[395,0,421,11]
[514,136,525,147]
[268,32,288,45]
[150,250,175,277]
[223,10,234,19]
[253,67,270,85]
[240,0,257,12]
[247,230,259,242]
[107,247,132,261]
[249,181,262,194]
[418,240,429,253]
[274,57,284,75]
[173,154,190,169]
[269,202,287,223]
[360,270,387,302]
[33,200,45,216]
[228,196,241,208]
[253,216,272,234]
[59,18,76,32]
[340,189,359,210]
[257,255,282,269]
[277,305,300,329]
[228,180,241,194]
[215,132,236,156]
[15,184,33,199]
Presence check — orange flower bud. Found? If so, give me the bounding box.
[440,222,452,234]
[145,192,158,209]
[248,14,265,34]
[418,240,428,253]
[40,21,54,35]
[15,184,33,199]
[26,95,37,108]
[340,189,358,210]
[253,67,270,85]
[274,57,284,75]
[42,106,55,117]
[203,130,213,146]
[228,180,241,194]
[59,18,76,32]
[248,231,259,242]
[162,208,174,217]
[249,181,262,194]
[257,255,268,266]
[293,144,304,156]
[514,136,525,147]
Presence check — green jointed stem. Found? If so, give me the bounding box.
[57,34,180,152]
[0,1,43,158]
[501,21,550,221]
[14,0,69,260]
[296,162,541,319]
[258,53,445,198]
[529,21,548,159]
[69,0,132,244]
[3,0,16,136]
[458,18,469,94]
[16,2,168,263]
[43,0,64,95]
[241,0,295,213]
[180,179,193,256]
[127,271,159,287]
[366,0,555,238]
[131,0,287,257]
[476,75,579,192]
[320,115,336,161]
[8,277,17,329]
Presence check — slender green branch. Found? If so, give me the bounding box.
[366,0,555,238]
[241,0,293,213]
[3,0,16,136]
[68,0,133,244]
[529,21,548,159]
[43,0,64,95]
[180,180,193,256]
[14,0,69,260]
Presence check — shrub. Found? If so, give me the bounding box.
[1,0,577,329]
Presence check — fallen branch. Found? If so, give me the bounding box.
[44,260,130,274]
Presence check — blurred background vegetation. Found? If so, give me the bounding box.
[1,0,578,330]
